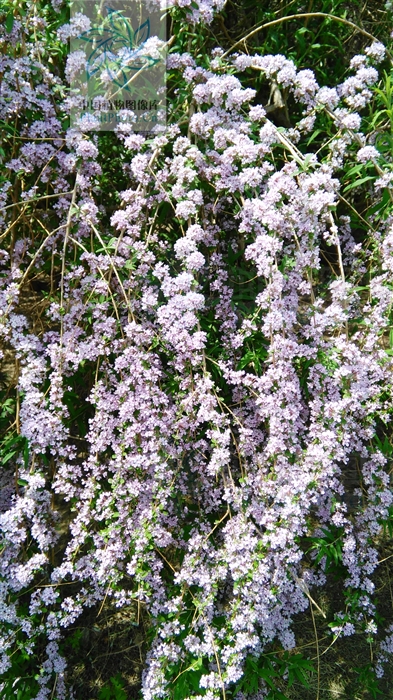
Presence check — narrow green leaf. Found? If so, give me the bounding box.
[5,12,14,33]
[343,175,375,193]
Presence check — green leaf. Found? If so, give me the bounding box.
[3,448,20,464]
[345,163,365,178]
[293,667,310,687]
[173,675,190,700]
[266,689,289,700]
[343,175,375,193]
[23,440,29,469]
[306,129,322,145]
[5,12,14,33]
[258,668,277,688]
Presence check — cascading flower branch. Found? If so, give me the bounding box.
[1,0,393,698]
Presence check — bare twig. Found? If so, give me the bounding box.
[222,13,388,59]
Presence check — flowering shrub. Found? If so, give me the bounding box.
[1,0,393,698]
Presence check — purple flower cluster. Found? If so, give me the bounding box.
[1,5,393,698]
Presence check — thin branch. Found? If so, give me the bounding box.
[222,12,387,59]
